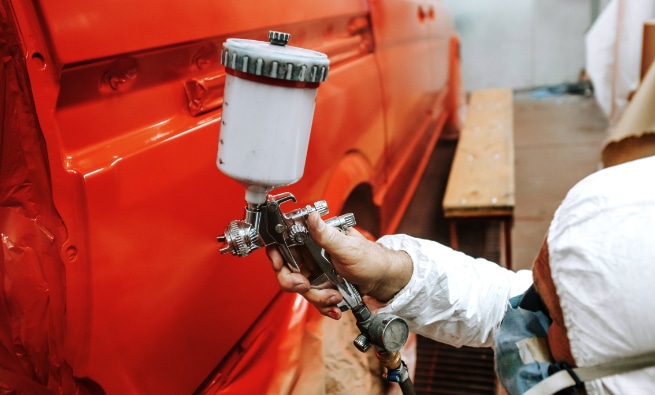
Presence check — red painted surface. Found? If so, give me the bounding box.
[0,0,461,393]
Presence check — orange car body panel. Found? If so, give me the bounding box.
[0,0,460,393]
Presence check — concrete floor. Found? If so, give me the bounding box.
[511,91,608,270]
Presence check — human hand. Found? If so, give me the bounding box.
[266,211,412,320]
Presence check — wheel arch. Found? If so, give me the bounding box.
[321,152,381,237]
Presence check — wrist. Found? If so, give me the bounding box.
[369,248,413,303]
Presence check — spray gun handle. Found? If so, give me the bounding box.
[303,236,364,310]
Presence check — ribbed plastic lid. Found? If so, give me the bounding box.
[221,31,329,83]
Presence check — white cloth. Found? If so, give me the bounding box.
[548,155,655,394]
[375,235,532,348]
[586,0,655,125]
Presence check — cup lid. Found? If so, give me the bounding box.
[221,31,329,83]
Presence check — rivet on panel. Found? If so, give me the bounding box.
[30,52,46,70]
[14,343,26,358]
[66,245,78,262]
[428,6,435,20]
[194,43,219,70]
[102,57,137,91]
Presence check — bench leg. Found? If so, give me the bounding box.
[449,220,459,250]
[449,216,512,269]
[502,217,512,271]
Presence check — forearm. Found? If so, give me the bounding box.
[374,234,533,348]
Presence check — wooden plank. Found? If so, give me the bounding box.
[443,88,514,218]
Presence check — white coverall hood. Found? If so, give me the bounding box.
[547,155,655,394]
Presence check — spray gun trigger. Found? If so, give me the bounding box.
[278,244,301,272]
[310,274,350,312]
[310,273,329,287]
[268,192,296,206]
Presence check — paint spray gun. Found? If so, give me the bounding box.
[215,31,415,395]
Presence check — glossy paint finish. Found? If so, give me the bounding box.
[0,0,459,393]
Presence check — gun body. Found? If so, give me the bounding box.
[218,192,414,394]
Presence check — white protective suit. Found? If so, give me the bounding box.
[376,155,655,394]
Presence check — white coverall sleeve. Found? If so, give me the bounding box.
[375,234,533,348]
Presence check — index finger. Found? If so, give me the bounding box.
[266,245,310,293]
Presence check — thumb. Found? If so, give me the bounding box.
[306,211,346,251]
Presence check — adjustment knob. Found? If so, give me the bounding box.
[340,213,356,228]
[324,213,357,230]
[218,221,251,256]
[289,223,308,244]
[269,31,290,46]
[353,334,371,353]
[313,200,329,216]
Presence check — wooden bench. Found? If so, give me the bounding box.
[442,88,515,269]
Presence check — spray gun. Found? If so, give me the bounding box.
[216,31,415,395]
